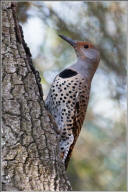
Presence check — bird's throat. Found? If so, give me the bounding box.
[69,59,96,82]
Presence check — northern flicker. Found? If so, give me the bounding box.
[45,35,100,168]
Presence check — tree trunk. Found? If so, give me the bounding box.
[2,2,71,191]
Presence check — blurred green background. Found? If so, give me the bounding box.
[16,1,127,191]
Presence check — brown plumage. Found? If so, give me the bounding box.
[45,35,100,169]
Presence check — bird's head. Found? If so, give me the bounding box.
[59,34,100,67]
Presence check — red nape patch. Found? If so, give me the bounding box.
[76,41,94,48]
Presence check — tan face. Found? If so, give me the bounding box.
[74,41,99,61]
[76,41,95,49]
[58,35,99,62]
[74,42,95,55]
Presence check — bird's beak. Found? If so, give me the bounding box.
[59,34,76,47]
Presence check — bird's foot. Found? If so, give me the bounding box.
[60,152,64,159]
[47,111,61,135]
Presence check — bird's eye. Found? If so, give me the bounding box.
[84,45,89,49]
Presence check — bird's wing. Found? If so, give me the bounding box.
[65,79,90,169]
[65,90,84,169]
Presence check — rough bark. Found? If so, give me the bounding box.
[2,2,71,191]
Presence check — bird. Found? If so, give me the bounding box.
[45,34,100,169]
